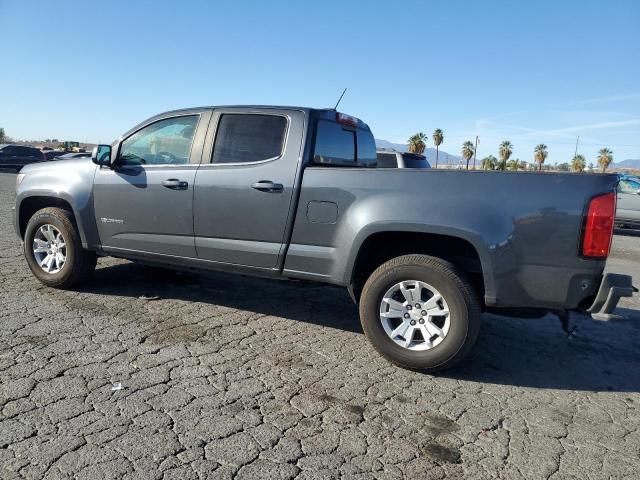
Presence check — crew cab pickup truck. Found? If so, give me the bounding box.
[14,106,635,371]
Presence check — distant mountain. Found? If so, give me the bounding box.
[375,138,466,167]
[374,139,408,151]
[612,159,640,169]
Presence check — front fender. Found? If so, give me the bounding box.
[15,160,99,249]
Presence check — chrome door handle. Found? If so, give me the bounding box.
[251,180,283,193]
[161,179,188,190]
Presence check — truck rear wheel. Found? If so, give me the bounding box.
[23,207,97,288]
[359,254,481,372]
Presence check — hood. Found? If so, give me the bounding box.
[21,157,95,174]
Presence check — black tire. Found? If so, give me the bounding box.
[359,254,481,372]
[23,207,97,288]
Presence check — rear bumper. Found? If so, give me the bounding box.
[587,273,636,321]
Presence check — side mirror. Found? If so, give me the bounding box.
[92,145,112,166]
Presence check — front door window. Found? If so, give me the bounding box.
[119,116,199,166]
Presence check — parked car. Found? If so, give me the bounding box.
[0,144,45,171]
[13,106,634,371]
[616,176,640,227]
[377,149,430,168]
[43,150,65,161]
[620,174,640,182]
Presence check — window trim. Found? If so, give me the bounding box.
[206,112,291,167]
[115,113,202,169]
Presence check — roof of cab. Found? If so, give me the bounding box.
[145,105,370,130]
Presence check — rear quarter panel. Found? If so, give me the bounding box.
[284,168,618,310]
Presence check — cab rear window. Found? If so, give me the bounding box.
[313,120,376,168]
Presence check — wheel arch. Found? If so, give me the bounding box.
[346,225,495,306]
[18,195,87,246]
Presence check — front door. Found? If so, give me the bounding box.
[94,112,209,257]
[193,108,305,269]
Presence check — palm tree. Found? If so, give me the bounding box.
[571,154,586,173]
[588,162,594,172]
[0,128,5,143]
[480,155,497,170]
[432,129,444,168]
[407,133,427,154]
[597,148,613,172]
[534,144,548,171]
[506,158,519,171]
[498,141,513,170]
[461,141,475,169]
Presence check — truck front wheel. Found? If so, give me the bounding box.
[359,254,481,372]
[23,207,97,288]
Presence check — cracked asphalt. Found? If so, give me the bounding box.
[1,171,639,479]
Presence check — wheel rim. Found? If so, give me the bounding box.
[32,224,67,274]
[379,280,451,351]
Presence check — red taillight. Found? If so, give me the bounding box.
[582,192,616,258]
[336,112,358,127]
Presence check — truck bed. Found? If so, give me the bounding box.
[284,168,619,310]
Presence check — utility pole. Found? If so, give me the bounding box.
[574,136,579,158]
[473,136,479,169]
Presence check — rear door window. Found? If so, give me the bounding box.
[16,146,37,157]
[26,147,42,158]
[212,114,287,164]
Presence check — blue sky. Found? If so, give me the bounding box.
[1,0,639,163]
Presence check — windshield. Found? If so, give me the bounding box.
[619,179,640,193]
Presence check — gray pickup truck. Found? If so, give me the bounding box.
[13,106,635,371]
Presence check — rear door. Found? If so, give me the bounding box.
[13,147,31,167]
[22,147,44,166]
[193,108,305,269]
